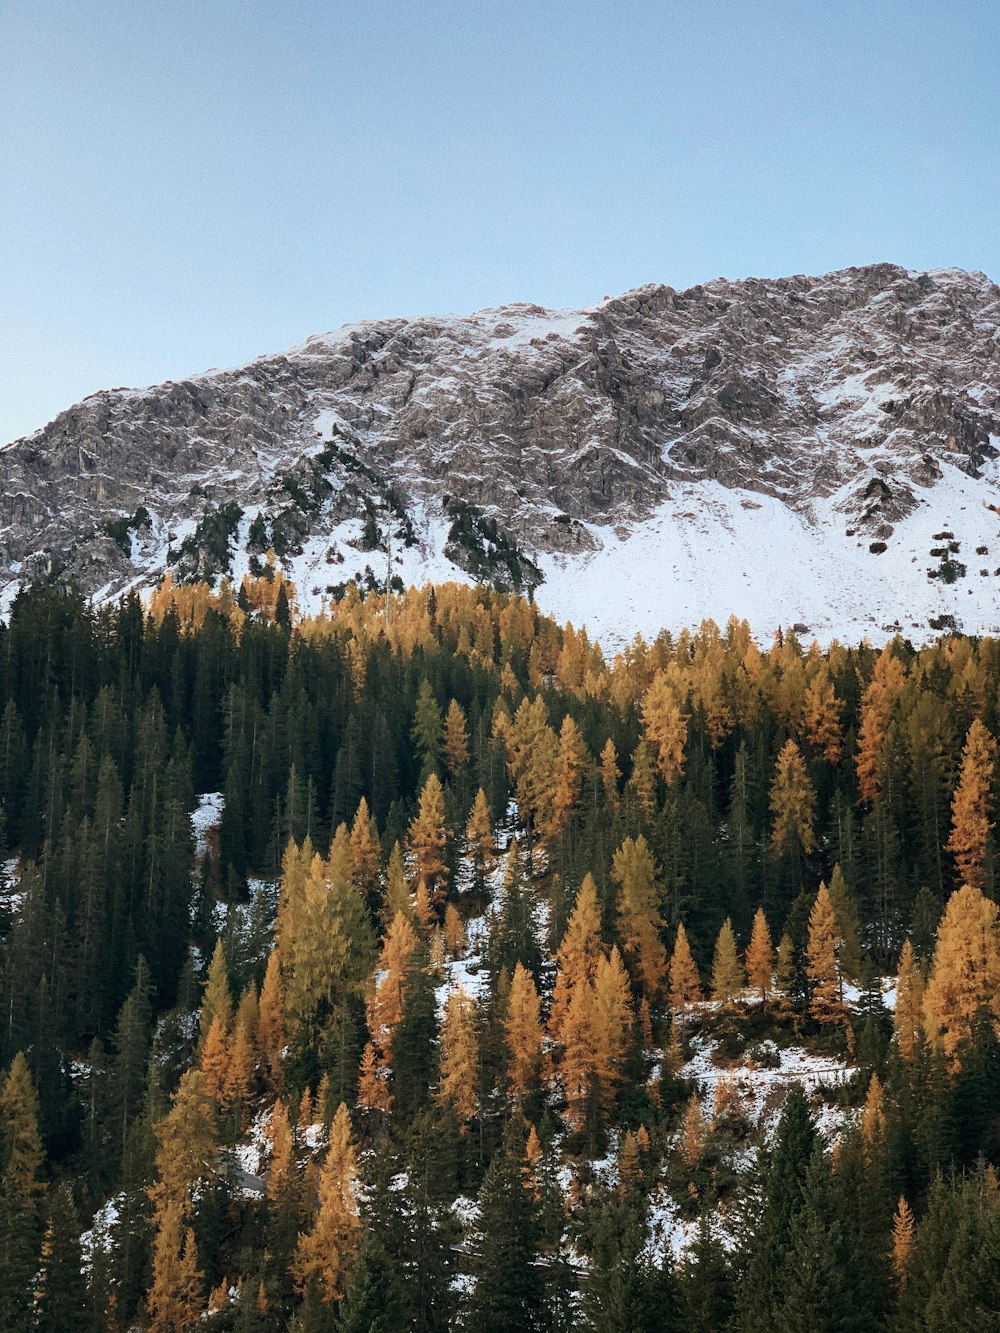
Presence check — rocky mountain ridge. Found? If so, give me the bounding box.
[3,262,1000,643]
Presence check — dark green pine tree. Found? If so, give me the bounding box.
[735,1083,817,1332]
[391,944,439,1125]
[951,1006,1000,1167]
[772,1147,867,1333]
[109,955,154,1170]
[677,1212,734,1333]
[892,1173,964,1333]
[412,679,444,779]
[342,1121,456,1333]
[339,1144,411,1333]
[583,1193,679,1333]
[462,1119,544,1333]
[32,1181,91,1331]
[920,1184,1000,1330]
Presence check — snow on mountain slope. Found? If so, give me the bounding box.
[537,462,1000,646]
[2,262,1000,645]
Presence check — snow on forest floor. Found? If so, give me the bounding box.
[191,791,224,862]
[0,855,22,916]
[681,1032,855,1140]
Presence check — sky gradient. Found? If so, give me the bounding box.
[2,0,998,444]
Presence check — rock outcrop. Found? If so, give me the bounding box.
[2,263,1000,641]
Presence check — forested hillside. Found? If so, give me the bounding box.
[1,575,999,1330]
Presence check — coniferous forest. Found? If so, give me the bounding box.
[2,574,1000,1331]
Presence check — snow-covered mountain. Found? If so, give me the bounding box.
[3,262,1000,644]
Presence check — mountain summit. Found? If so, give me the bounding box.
[3,262,1000,642]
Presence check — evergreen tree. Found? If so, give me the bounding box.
[32,1183,90,1332]
[462,1120,544,1332]
[736,1084,817,1331]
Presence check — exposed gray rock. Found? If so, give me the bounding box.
[1,263,999,616]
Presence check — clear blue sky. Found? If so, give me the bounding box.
[2,0,997,444]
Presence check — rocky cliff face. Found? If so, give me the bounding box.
[3,263,1000,643]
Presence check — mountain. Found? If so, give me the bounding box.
[2,261,1000,643]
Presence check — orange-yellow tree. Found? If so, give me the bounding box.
[945,718,997,890]
[407,772,449,903]
[504,962,544,1108]
[745,907,774,1006]
[293,1103,361,1303]
[641,671,687,786]
[806,881,845,1025]
[922,884,1000,1069]
[668,923,703,1009]
[436,987,479,1129]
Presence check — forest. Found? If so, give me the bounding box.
[1,571,999,1331]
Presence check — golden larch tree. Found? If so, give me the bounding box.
[548,873,603,1043]
[149,1067,218,1220]
[612,835,667,1002]
[223,990,258,1122]
[803,667,843,764]
[641,671,688,786]
[199,1015,230,1107]
[257,950,285,1093]
[465,788,496,883]
[548,713,588,837]
[806,881,845,1025]
[710,918,745,1008]
[357,1041,392,1114]
[198,939,232,1051]
[508,696,559,833]
[945,717,997,890]
[146,1201,203,1333]
[383,841,412,925]
[292,1102,361,1304]
[668,923,703,1009]
[327,823,354,890]
[600,738,621,810]
[681,1092,705,1164]
[436,987,479,1129]
[860,1072,886,1154]
[443,699,470,777]
[770,738,817,858]
[619,1130,641,1194]
[504,962,544,1108]
[892,1196,915,1286]
[856,644,906,804]
[407,771,449,902]
[266,1099,297,1207]
[591,947,633,1111]
[559,977,597,1130]
[627,740,658,818]
[368,911,420,1049]
[350,797,382,903]
[745,907,774,1006]
[922,884,1000,1069]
